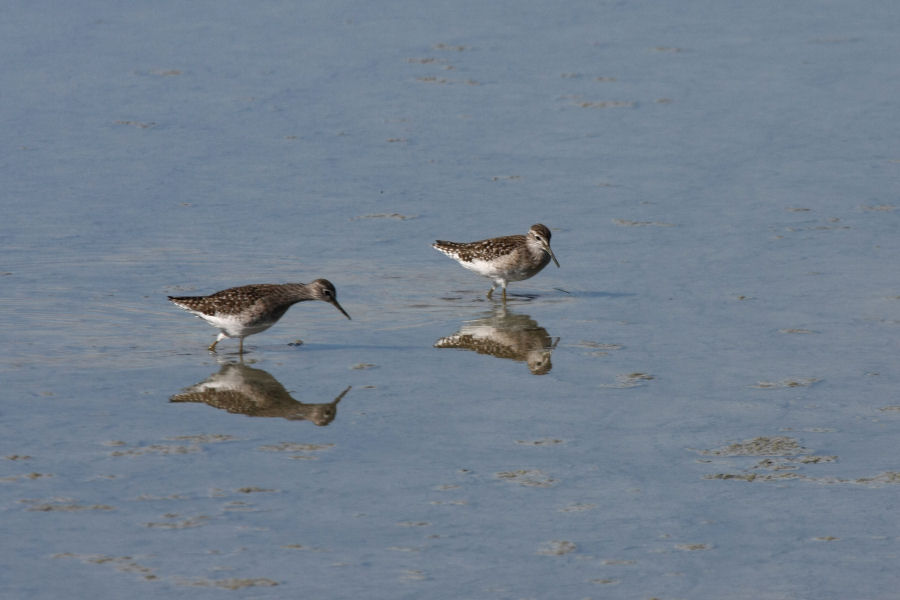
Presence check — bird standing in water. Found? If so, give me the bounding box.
[168,279,350,353]
[432,224,560,300]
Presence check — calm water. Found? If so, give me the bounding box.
[4,2,900,598]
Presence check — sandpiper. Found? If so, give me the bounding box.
[432,224,560,300]
[168,279,350,353]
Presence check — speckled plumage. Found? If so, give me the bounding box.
[168,278,350,353]
[434,306,559,374]
[170,363,350,425]
[432,224,560,300]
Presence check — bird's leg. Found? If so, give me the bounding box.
[486,284,495,299]
[209,332,226,352]
[239,337,244,355]
[502,285,508,302]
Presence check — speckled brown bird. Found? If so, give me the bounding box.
[432,224,560,300]
[168,279,350,353]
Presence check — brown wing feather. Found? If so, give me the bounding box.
[169,284,288,316]
[433,234,525,262]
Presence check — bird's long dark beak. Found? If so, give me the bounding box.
[331,299,351,320]
[543,242,560,268]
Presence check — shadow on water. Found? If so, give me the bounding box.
[435,289,635,302]
[170,362,350,426]
[434,304,559,375]
[552,288,636,300]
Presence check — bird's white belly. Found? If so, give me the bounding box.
[458,323,499,339]
[462,259,534,283]
[194,312,274,338]
[191,369,244,392]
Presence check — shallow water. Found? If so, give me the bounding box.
[4,1,900,598]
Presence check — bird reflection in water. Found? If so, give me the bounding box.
[434,305,559,374]
[170,363,350,426]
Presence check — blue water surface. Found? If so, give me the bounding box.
[3,2,900,599]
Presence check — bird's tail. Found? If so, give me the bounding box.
[168,296,207,311]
